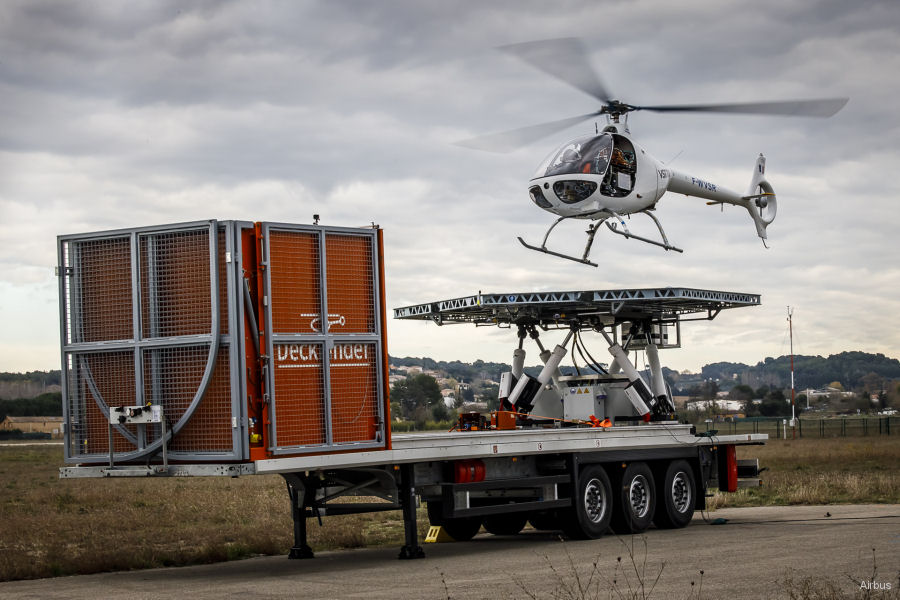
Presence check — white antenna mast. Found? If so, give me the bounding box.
[788,306,796,439]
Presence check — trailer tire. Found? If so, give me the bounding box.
[426,500,482,542]
[610,462,656,534]
[653,459,695,529]
[560,465,613,539]
[483,513,528,536]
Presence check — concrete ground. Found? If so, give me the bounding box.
[2,504,898,599]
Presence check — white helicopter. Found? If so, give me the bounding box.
[459,38,848,266]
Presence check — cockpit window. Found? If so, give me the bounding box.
[531,134,614,179]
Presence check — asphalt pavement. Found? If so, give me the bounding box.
[2,504,898,599]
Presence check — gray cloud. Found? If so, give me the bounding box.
[1,0,898,372]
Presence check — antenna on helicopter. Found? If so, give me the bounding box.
[665,150,684,165]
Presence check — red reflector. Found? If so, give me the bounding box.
[453,459,485,483]
[473,461,485,482]
[725,445,738,493]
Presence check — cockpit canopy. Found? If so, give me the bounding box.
[532,133,614,180]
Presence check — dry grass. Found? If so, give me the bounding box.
[513,536,691,600]
[1,436,898,582]
[0,444,428,581]
[708,436,900,509]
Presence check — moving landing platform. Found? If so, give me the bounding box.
[393,286,760,327]
[395,286,761,427]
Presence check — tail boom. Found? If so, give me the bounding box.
[664,153,776,242]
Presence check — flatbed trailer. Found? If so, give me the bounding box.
[62,423,765,559]
[57,220,766,560]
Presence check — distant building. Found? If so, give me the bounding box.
[806,387,854,400]
[459,402,488,413]
[672,395,691,409]
[685,399,744,413]
[440,389,456,408]
[0,416,64,438]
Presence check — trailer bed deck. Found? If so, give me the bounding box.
[60,424,765,477]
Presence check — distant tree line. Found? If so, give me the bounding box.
[0,371,61,385]
[0,370,61,401]
[701,352,900,391]
[0,392,62,421]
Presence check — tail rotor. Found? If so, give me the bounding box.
[742,154,777,242]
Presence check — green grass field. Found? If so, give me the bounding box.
[710,437,900,508]
[1,436,898,581]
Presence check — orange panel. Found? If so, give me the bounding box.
[376,228,392,449]
[261,226,387,453]
[269,231,321,334]
[329,342,379,443]
[325,234,375,334]
[271,342,327,446]
[241,226,265,451]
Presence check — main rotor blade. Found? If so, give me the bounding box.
[455,112,600,153]
[635,98,849,118]
[498,37,613,104]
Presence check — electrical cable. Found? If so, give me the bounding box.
[574,332,600,375]
[576,330,608,374]
[569,334,582,376]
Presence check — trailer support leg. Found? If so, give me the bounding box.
[283,474,314,559]
[398,464,425,560]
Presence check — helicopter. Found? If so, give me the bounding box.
[459,38,848,266]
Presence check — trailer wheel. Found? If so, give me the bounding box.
[653,459,695,529]
[560,465,613,539]
[426,500,482,542]
[483,513,528,536]
[610,462,656,534]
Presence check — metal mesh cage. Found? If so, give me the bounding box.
[63,236,134,344]
[143,346,234,453]
[60,220,387,462]
[60,221,241,463]
[216,229,229,336]
[66,350,137,456]
[140,229,212,339]
[325,234,376,334]
[264,225,386,455]
[269,231,321,334]
[272,342,327,447]
[329,342,379,444]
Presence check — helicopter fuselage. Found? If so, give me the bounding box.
[528,128,665,219]
[521,125,776,262]
[527,127,771,227]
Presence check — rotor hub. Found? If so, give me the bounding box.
[601,100,637,119]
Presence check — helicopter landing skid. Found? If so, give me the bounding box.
[605,210,684,253]
[518,215,600,267]
[517,236,599,267]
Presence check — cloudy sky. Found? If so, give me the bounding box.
[2,0,898,374]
